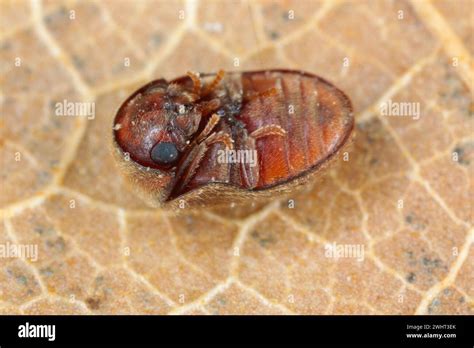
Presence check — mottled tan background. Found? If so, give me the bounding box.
[0,0,472,314]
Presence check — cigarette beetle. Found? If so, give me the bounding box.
[112,70,354,209]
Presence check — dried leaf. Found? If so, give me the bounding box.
[0,0,472,314]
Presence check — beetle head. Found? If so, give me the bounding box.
[113,79,202,170]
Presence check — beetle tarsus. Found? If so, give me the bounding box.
[250,124,286,139]
[187,71,201,97]
[195,113,221,144]
[197,98,221,117]
[244,87,279,103]
[205,131,234,150]
[174,130,233,194]
[202,69,225,97]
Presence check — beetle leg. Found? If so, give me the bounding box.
[174,142,208,194]
[197,98,221,117]
[239,135,259,189]
[201,69,225,97]
[167,82,196,104]
[195,113,221,143]
[249,124,286,139]
[239,125,285,189]
[203,131,234,149]
[243,87,278,103]
[186,71,201,97]
[174,131,233,194]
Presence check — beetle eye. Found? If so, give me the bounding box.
[150,142,179,165]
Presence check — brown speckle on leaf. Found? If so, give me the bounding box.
[453,141,474,166]
[85,297,101,310]
[406,272,416,283]
[251,230,276,248]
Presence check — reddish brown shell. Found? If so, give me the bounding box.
[112,70,354,209]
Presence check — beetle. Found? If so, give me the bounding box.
[112,69,354,209]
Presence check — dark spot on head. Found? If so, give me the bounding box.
[150,142,179,165]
